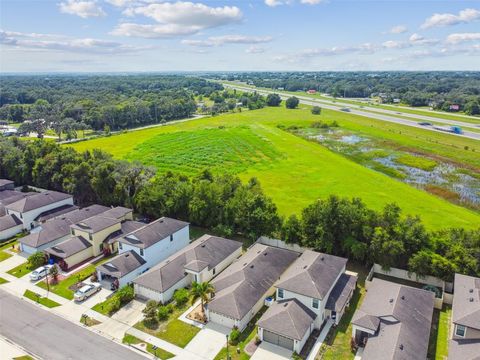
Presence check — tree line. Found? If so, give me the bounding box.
[0,137,478,282]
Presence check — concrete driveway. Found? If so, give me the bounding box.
[111,299,145,326]
[185,322,230,359]
[250,342,292,360]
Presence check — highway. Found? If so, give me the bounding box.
[223,83,480,141]
[0,289,147,360]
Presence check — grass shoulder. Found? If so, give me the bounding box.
[23,289,61,308]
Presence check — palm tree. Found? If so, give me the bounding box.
[190,281,215,315]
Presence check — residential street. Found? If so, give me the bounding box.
[0,289,147,360]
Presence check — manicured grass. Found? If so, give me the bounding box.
[7,261,31,278]
[68,106,480,230]
[122,334,174,359]
[23,289,61,308]
[13,356,34,360]
[0,277,9,284]
[435,305,451,360]
[395,154,438,171]
[0,251,13,262]
[0,239,19,251]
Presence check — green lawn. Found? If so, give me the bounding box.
[122,334,175,359]
[23,289,61,308]
[69,107,480,230]
[13,356,34,360]
[0,251,13,262]
[0,277,9,284]
[7,261,31,278]
[435,305,451,360]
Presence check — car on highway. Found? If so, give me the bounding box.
[74,283,102,302]
[29,265,53,281]
[340,107,351,112]
[418,122,433,126]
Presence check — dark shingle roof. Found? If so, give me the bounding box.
[134,234,242,293]
[208,243,299,320]
[44,236,91,258]
[97,250,146,278]
[0,214,22,231]
[0,190,22,201]
[6,191,72,213]
[352,278,435,360]
[100,207,132,219]
[0,179,14,189]
[452,273,480,330]
[257,298,316,340]
[58,204,110,223]
[275,250,347,300]
[71,215,120,233]
[326,273,357,312]
[118,217,189,249]
[0,192,35,216]
[105,221,146,244]
[19,218,71,247]
[35,204,79,222]
[448,339,480,360]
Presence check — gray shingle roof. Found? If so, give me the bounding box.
[448,339,480,360]
[452,273,480,330]
[134,234,242,293]
[105,221,146,244]
[45,236,91,258]
[35,204,79,222]
[352,278,435,360]
[275,250,347,300]
[0,192,35,216]
[97,250,146,278]
[326,273,357,312]
[118,217,189,249]
[0,190,22,201]
[0,179,14,189]
[71,215,120,233]
[19,218,72,247]
[6,191,72,212]
[100,207,132,219]
[0,214,22,231]
[208,243,299,320]
[58,204,110,223]
[257,298,316,340]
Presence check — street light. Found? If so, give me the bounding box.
[226,334,230,360]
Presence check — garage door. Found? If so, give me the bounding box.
[209,311,236,328]
[263,330,294,350]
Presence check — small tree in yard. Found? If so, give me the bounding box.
[28,252,46,269]
[285,96,299,109]
[190,281,215,316]
[143,300,158,327]
[311,106,322,115]
[49,265,59,284]
[157,305,170,321]
[173,288,189,307]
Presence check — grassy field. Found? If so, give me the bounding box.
[69,106,480,230]
[23,289,61,308]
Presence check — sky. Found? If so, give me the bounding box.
[1,0,480,72]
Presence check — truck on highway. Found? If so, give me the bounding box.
[433,125,463,134]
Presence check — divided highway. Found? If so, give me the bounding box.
[223,83,480,141]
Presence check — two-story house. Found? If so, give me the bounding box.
[257,250,357,353]
[96,217,190,288]
[448,273,480,360]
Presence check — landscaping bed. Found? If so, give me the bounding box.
[122,334,174,360]
[23,289,61,308]
[91,285,134,316]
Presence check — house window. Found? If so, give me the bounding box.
[455,325,466,337]
[89,234,93,241]
[170,234,173,242]
[119,243,123,250]
[312,299,319,309]
[278,289,284,299]
[213,268,216,275]
[140,249,144,256]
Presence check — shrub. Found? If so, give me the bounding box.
[143,300,158,327]
[28,252,46,270]
[311,106,321,115]
[229,327,241,345]
[105,296,121,315]
[173,288,189,307]
[166,303,175,313]
[285,96,299,109]
[116,285,134,304]
[157,305,170,321]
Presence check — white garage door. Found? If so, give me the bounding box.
[209,311,236,329]
[134,284,162,302]
[263,330,294,351]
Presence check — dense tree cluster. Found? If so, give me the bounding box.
[0,75,222,130]
[1,137,478,281]
[212,72,480,113]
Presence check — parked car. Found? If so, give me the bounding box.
[74,283,101,302]
[29,265,53,281]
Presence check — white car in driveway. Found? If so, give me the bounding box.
[74,283,102,302]
[29,265,53,281]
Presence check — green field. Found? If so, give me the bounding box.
[69,106,480,230]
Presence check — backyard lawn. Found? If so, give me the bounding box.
[7,261,31,278]
[23,289,61,308]
[122,334,174,359]
[434,305,451,360]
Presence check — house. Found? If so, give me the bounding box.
[4,190,73,231]
[257,250,357,353]
[307,89,317,94]
[448,273,480,360]
[18,204,110,254]
[0,179,15,191]
[0,191,34,217]
[0,214,23,240]
[206,243,299,331]
[96,217,190,288]
[351,278,435,360]
[133,234,242,303]
[34,204,79,224]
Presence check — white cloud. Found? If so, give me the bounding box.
[409,33,439,46]
[274,43,377,63]
[389,25,408,34]
[265,0,324,7]
[382,40,409,49]
[181,35,273,47]
[246,46,265,54]
[59,0,106,18]
[113,2,242,38]
[421,8,480,29]
[446,32,480,44]
[0,30,145,54]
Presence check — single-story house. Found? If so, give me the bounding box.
[96,217,190,288]
[0,214,23,241]
[351,278,434,360]
[448,273,480,360]
[207,243,299,331]
[134,234,242,303]
[257,250,356,353]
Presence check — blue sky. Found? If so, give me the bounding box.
[1,0,480,72]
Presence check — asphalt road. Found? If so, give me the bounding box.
[0,289,147,360]
[224,83,480,141]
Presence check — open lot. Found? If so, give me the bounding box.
[69,106,480,230]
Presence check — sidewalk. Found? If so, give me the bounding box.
[306,319,333,360]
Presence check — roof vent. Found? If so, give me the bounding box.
[320,256,324,261]
[264,252,268,256]
[401,295,405,300]
[470,297,474,302]
[283,303,288,307]
[243,263,247,266]
[201,244,206,248]
[250,265,254,269]
[399,344,404,351]
[125,253,129,258]
[389,298,394,303]
[469,289,474,293]
[303,265,308,269]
